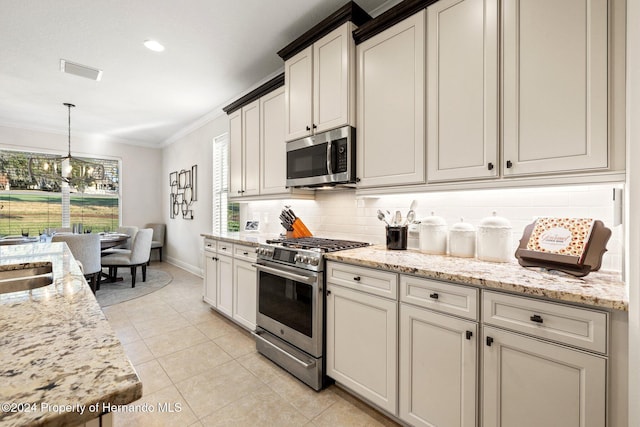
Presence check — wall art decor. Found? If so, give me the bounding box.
[169,165,196,219]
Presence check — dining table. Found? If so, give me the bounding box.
[99,233,130,251]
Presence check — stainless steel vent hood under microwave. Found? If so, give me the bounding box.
[286,126,356,188]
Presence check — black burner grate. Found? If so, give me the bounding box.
[265,237,370,252]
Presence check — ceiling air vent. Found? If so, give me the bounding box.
[60,59,103,81]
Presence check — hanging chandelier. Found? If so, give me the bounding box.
[28,103,105,189]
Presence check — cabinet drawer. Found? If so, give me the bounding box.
[216,241,233,255]
[482,291,608,354]
[204,239,217,253]
[326,261,397,299]
[234,244,257,262]
[400,275,478,321]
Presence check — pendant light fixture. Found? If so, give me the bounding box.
[28,103,105,189]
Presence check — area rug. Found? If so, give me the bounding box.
[95,268,172,307]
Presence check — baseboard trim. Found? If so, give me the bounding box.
[165,256,203,278]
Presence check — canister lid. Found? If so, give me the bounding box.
[450,218,475,232]
[420,211,447,226]
[479,211,512,229]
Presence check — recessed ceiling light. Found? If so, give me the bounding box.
[144,40,165,52]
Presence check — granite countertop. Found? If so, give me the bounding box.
[201,232,280,247]
[324,245,628,311]
[0,242,142,427]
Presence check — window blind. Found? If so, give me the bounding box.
[213,133,229,234]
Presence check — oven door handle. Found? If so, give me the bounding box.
[252,263,317,285]
[326,139,333,175]
[254,330,317,369]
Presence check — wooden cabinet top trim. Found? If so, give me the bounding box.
[277,1,372,61]
[223,73,285,115]
[353,0,438,44]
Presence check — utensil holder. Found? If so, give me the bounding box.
[386,226,408,250]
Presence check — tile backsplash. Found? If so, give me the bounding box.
[242,183,624,273]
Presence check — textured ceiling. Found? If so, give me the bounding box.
[0,0,391,147]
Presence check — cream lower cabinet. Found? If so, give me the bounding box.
[399,305,477,427]
[232,245,257,331]
[356,10,425,188]
[326,262,612,426]
[482,291,608,427]
[216,253,233,317]
[399,275,478,427]
[203,240,217,307]
[202,239,257,331]
[482,326,606,427]
[326,282,398,414]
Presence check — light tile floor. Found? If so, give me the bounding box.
[103,262,400,427]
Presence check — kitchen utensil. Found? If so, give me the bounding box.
[377,210,389,225]
[394,210,402,226]
[405,210,415,225]
[419,212,447,255]
[477,211,512,262]
[449,218,476,258]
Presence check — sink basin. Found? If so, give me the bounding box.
[0,263,53,294]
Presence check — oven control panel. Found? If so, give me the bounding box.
[257,245,322,271]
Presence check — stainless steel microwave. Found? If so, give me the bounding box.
[286,126,356,188]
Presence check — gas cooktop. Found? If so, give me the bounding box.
[264,237,370,253]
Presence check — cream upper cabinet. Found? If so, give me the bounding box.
[502,0,608,176]
[228,83,314,201]
[285,22,355,142]
[285,46,313,141]
[229,109,243,197]
[357,10,425,188]
[313,22,355,134]
[241,100,260,197]
[259,87,286,195]
[482,326,606,427]
[229,100,260,198]
[427,0,499,182]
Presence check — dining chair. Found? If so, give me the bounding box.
[101,225,138,255]
[52,233,101,293]
[145,223,166,263]
[100,228,153,287]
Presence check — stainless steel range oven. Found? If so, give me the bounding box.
[254,237,369,390]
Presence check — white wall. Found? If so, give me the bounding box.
[0,124,162,228]
[244,183,624,273]
[161,114,228,275]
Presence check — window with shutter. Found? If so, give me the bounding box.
[212,134,239,233]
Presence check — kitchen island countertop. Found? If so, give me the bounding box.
[0,242,142,427]
[324,245,627,311]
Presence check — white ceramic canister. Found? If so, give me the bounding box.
[419,212,447,255]
[477,211,512,262]
[449,218,476,258]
